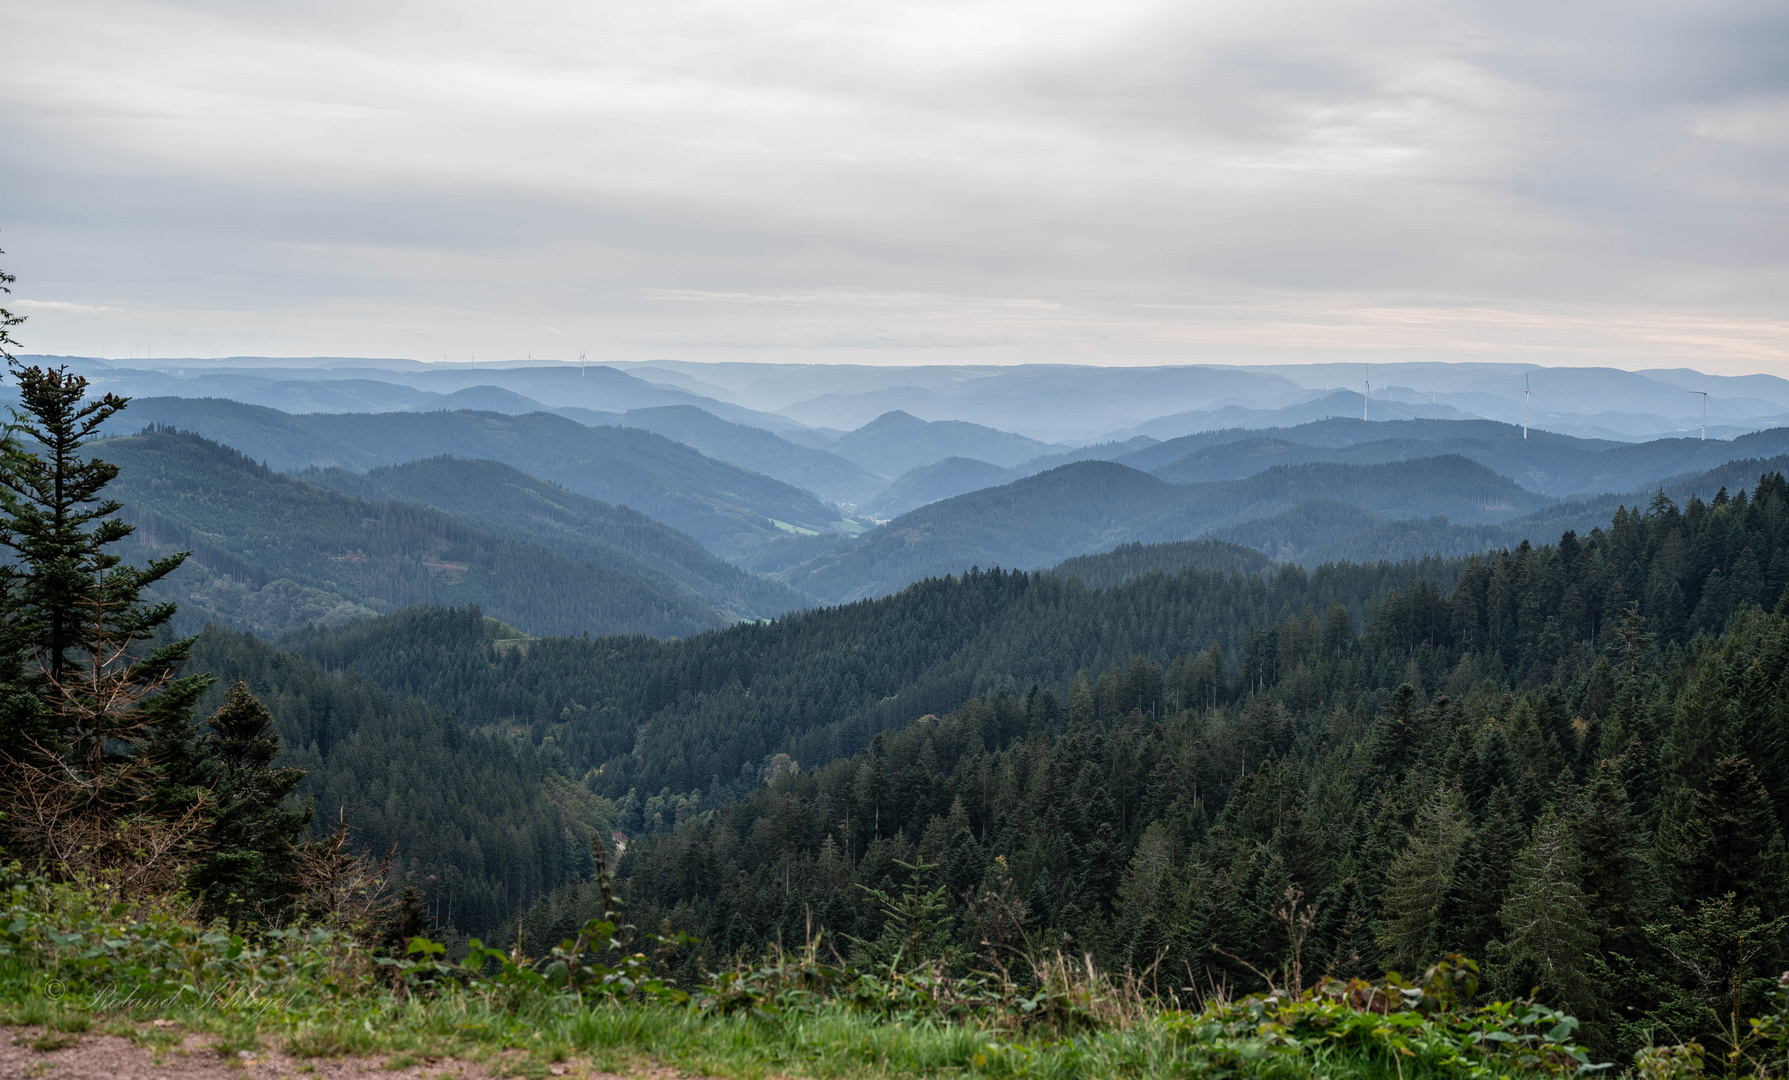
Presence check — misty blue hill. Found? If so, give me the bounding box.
[402,363,810,432]
[1148,436,1327,484]
[771,364,1313,442]
[1050,539,1274,590]
[1123,417,1609,471]
[631,360,1311,441]
[1147,455,1548,535]
[1246,453,1789,568]
[778,455,1548,602]
[860,457,1018,520]
[300,455,807,622]
[779,385,957,431]
[1234,362,1789,439]
[101,428,751,639]
[862,437,1164,520]
[1106,389,1474,442]
[1123,417,1789,498]
[104,398,844,559]
[437,385,552,413]
[826,410,1063,476]
[776,425,850,449]
[1152,433,1610,489]
[1028,452,1789,585]
[1013,436,1160,472]
[27,358,546,415]
[558,403,884,506]
[917,365,1313,442]
[777,461,1172,601]
[28,355,811,435]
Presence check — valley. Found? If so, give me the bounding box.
[9,352,1789,1075]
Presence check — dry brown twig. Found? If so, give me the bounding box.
[0,734,208,898]
[294,807,396,932]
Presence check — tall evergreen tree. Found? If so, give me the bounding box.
[1376,784,1468,972]
[0,352,300,914]
[1493,812,1599,1020]
[0,318,200,880]
[183,683,313,924]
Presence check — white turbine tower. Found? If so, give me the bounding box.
[1363,366,1371,421]
[1691,384,1711,440]
[1523,373,1532,440]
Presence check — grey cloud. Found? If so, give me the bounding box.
[0,0,1783,370]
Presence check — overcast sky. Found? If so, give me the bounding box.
[2,0,1785,372]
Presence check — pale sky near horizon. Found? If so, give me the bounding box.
[2,0,1785,373]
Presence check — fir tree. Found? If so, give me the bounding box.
[1493,812,1599,1020]
[1376,784,1468,972]
[185,683,313,925]
[0,356,211,886]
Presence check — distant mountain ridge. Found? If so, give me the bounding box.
[101,398,847,559]
[779,454,1547,602]
[1209,453,1789,568]
[1123,418,1789,497]
[102,429,787,638]
[860,457,1019,519]
[302,456,808,621]
[27,356,809,434]
[824,411,1064,476]
[560,404,885,506]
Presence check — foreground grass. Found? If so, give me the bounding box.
[0,972,1484,1080]
[0,869,1585,1080]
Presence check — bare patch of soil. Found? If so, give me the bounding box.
[0,1026,705,1080]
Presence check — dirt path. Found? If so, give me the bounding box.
[0,1026,699,1080]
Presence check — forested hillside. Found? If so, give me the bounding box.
[1252,454,1789,568]
[859,439,1163,521]
[102,428,753,637]
[1208,499,1390,562]
[1128,417,1789,497]
[106,397,850,557]
[562,404,886,506]
[781,456,1548,602]
[825,410,1061,474]
[609,471,1789,1063]
[302,455,807,621]
[187,627,603,934]
[278,554,1461,832]
[1052,539,1273,588]
[861,456,1017,519]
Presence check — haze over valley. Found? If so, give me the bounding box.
[1,350,1777,630]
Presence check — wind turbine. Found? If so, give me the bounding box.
[1363,366,1371,421]
[1523,373,1532,440]
[1690,384,1711,440]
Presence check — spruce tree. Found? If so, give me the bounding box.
[1376,784,1468,972]
[1493,811,1599,1020]
[0,351,305,921]
[186,683,313,925]
[1655,756,1786,914]
[0,326,210,883]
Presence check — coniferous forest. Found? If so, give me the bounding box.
[595,479,1789,1062]
[253,443,1789,1063]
